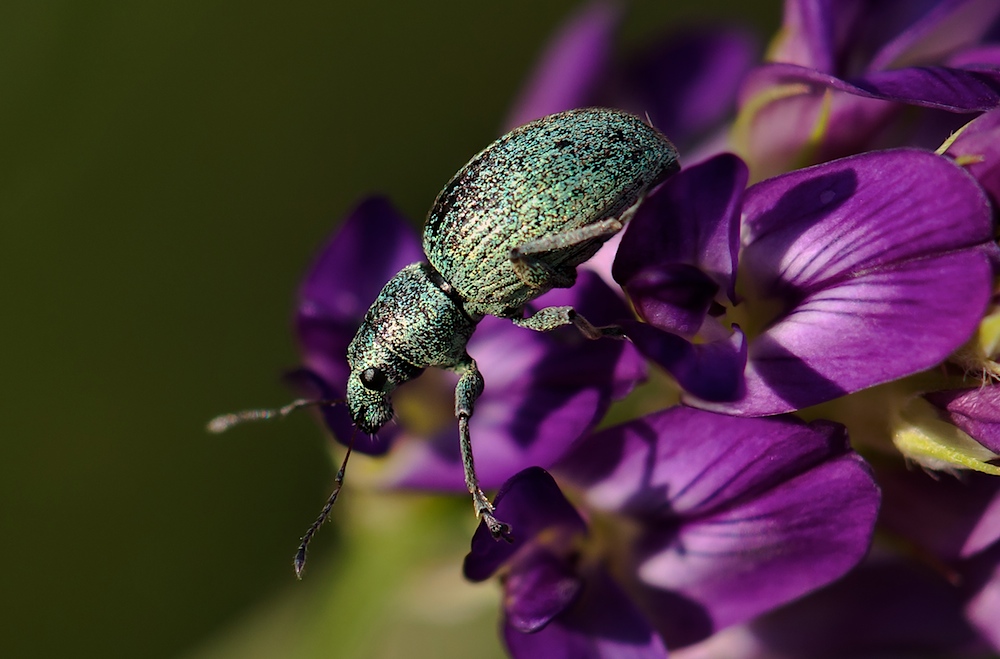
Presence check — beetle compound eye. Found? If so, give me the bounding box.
[360,367,388,391]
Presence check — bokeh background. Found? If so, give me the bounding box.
[1,2,777,657]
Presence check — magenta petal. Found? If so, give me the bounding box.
[504,568,668,659]
[925,385,1000,453]
[624,321,746,403]
[385,272,646,491]
[716,149,995,415]
[505,2,619,129]
[614,153,746,306]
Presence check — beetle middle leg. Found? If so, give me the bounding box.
[454,357,512,540]
[510,217,625,289]
[513,305,625,339]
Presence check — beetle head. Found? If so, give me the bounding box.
[345,331,428,434]
[345,262,474,434]
[345,365,394,434]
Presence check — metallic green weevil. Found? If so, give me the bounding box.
[212,107,679,575]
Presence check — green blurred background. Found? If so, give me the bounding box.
[1,2,777,657]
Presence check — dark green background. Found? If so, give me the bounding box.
[1,2,777,657]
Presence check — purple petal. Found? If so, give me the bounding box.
[614,153,747,308]
[557,406,862,518]
[298,196,423,332]
[622,264,719,338]
[967,492,1000,560]
[925,385,1000,453]
[965,544,1000,651]
[624,321,746,403]
[747,62,1000,112]
[737,61,1000,176]
[505,2,619,129]
[383,271,646,491]
[676,559,987,659]
[556,407,878,642]
[294,196,423,452]
[464,467,587,582]
[947,107,1000,209]
[616,28,758,147]
[736,68,891,177]
[504,547,584,633]
[770,0,860,72]
[879,466,1000,560]
[850,65,1000,111]
[631,453,879,641]
[714,149,995,415]
[504,567,668,659]
[869,0,1000,72]
[948,43,1000,69]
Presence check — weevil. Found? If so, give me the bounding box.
[211,107,679,575]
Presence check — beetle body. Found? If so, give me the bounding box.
[346,107,679,537]
[424,108,678,318]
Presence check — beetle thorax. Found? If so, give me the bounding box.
[345,262,477,433]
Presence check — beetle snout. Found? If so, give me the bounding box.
[346,372,393,434]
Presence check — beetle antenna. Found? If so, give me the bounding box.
[294,427,357,578]
[206,398,343,434]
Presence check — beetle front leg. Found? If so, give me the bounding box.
[454,358,512,540]
[513,305,626,339]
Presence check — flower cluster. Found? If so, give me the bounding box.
[291,1,1000,657]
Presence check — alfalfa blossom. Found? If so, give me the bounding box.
[260,1,1000,657]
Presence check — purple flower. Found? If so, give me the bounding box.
[738,0,1000,177]
[615,148,997,415]
[267,4,1000,657]
[464,407,880,657]
[293,196,645,487]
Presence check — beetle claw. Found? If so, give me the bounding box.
[483,513,513,543]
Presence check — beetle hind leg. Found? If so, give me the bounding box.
[513,305,625,339]
[509,217,624,289]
